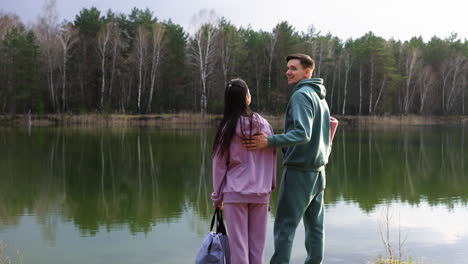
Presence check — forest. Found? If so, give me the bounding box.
[1,1,467,116]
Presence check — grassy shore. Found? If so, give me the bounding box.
[0,113,467,128]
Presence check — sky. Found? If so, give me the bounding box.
[2,0,468,42]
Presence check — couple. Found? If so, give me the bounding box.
[211,53,334,264]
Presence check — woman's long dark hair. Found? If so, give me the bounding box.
[212,78,252,159]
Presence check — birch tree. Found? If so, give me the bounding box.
[402,47,420,114]
[58,22,78,112]
[189,9,219,115]
[107,19,120,101]
[266,29,279,96]
[445,54,466,113]
[418,66,433,113]
[133,25,148,113]
[219,19,240,86]
[146,23,165,113]
[107,14,126,103]
[35,0,60,111]
[97,22,113,110]
[341,47,353,115]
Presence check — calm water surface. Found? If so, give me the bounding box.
[0,126,467,264]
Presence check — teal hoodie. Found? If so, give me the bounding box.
[268,78,331,171]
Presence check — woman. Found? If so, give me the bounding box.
[211,78,277,264]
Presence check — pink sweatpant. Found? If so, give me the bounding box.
[223,203,269,264]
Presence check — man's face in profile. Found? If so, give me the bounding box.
[286,59,309,85]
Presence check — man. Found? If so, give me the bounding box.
[243,53,331,264]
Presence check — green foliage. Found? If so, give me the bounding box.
[74,7,104,36]
[423,36,450,68]
[0,8,467,115]
[1,25,41,114]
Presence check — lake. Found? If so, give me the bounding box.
[0,125,467,264]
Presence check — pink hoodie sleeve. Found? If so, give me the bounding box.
[211,151,228,208]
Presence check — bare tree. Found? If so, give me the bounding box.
[440,61,451,114]
[445,54,466,113]
[58,22,78,112]
[189,9,219,115]
[0,12,21,40]
[418,65,434,113]
[368,54,375,114]
[266,29,279,97]
[108,18,122,101]
[403,48,420,114]
[379,206,408,263]
[146,23,165,113]
[315,39,325,78]
[97,22,113,110]
[219,25,233,86]
[359,64,363,115]
[463,73,467,115]
[133,25,148,113]
[373,73,386,112]
[342,49,353,115]
[35,0,60,112]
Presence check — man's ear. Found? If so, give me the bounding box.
[305,68,312,78]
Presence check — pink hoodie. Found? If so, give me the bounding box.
[211,113,277,207]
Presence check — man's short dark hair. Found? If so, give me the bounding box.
[286,53,315,71]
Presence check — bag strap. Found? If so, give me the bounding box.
[209,208,227,235]
[216,208,227,235]
[210,208,218,231]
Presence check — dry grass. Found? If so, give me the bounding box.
[374,257,424,264]
[337,114,468,126]
[0,113,221,128]
[1,113,467,128]
[0,241,8,264]
[0,241,22,264]
[374,206,426,264]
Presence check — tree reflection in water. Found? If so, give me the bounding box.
[0,126,467,241]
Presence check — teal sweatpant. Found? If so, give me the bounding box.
[270,168,325,264]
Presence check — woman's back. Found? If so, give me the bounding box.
[211,113,277,206]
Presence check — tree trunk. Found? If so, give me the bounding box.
[62,49,66,112]
[330,64,337,112]
[369,56,374,114]
[404,49,418,114]
[190,22,217,116]
[359,64,363,115]
[135,27,147,114]
[374,74,386,112]
[342,52,351,115]
[109,38,117,100]
[342,66,350,115]
[255,62,261,111]
[147,24,164,113]
[100,54,106,110]
[97,24,113,111]
[463,74,466,115]
[147,48,161,113]
[419,67,432,114]
[267,31,278,103]
[440,63,452,114]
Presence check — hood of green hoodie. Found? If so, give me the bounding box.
[295,78,326,99]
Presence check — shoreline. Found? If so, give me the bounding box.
[1,113,467,128]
